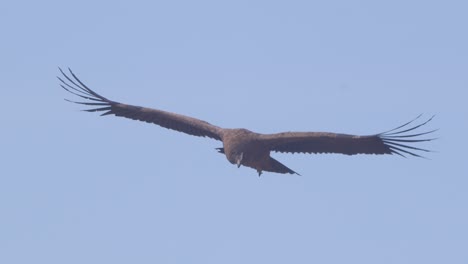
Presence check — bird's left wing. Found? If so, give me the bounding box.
[58,68,223,141]
[258,116,436,157]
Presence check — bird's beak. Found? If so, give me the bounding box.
[236,152,243,168]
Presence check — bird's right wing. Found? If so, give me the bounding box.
[258,116,436,157]
[58,68,223,141]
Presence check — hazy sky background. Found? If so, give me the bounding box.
[1,0,467,263]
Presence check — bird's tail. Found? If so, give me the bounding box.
[217,148,299,176]
[264,157,300,176]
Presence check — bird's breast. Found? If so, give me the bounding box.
[222,129,269,165]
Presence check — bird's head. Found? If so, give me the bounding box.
[215,147,225,154]
[219,148,244,168]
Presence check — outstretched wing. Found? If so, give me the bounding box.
[58,68,223,141]
[259,115,436,157]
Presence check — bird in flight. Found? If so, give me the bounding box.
[58,68,436,176]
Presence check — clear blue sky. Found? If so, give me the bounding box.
[1,0,467,263]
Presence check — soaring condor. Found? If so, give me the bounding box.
[59,68,436,176]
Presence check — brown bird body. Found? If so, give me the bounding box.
[59,68,436,176]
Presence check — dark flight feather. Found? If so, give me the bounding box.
[59,68,223,141]
[259,116,436,158]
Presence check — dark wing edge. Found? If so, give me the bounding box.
[58,67,223,141]
[259,115,437,158]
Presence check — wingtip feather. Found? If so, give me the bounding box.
[380,115,437,158]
